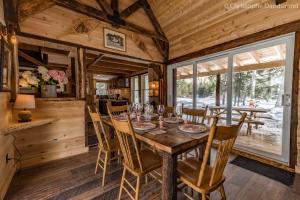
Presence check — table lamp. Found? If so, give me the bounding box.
[14,94,36,122]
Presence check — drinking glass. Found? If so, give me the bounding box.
[157,105,165,121]
[175,104,183,120]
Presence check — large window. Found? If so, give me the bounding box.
[176,65,193,108]
[142,74,149,104]
[131,76,140,104]
[96,82,107,96]
[131,74,149,104]
[169,34,295,164]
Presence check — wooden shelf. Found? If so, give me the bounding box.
[0,118,59,136]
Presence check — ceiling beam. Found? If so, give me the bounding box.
[18,50,46,66]
[275,0,287,5]
[140,0,165,37]
[85,53,149,68]
[89,64,140,72]
[41,47,71,57]
[54,0,168,42]
[86,54,104,69]
[111,0,119,14]
[96,0,113,15]
[87,60,145,71]
[120,1,142,19]
[87,70,124,76]
[139,0,169,60]
[87,67,131,74]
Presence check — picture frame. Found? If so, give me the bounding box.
[0,37,12,92]
[103,28,126,52]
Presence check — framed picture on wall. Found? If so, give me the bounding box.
[0,37,12,91]
[104,28,126,52]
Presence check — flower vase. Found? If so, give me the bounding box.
[41,85,57,98]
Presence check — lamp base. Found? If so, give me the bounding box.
[18,110,32,122]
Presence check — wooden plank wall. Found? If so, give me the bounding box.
[12,99,89,169]
[296,32,300,173]
[148,0,300,60]
[0,92,15,200]
[19,5,163,63]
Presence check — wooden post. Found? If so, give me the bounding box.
[11,41,19,100]
[77,47,86,99]
[216,74,221,106]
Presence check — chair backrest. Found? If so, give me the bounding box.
[182,106,208,124]
[197,113,247,187]
[87,106,111,151]
[108,106,143,172]
[106,101,128,116]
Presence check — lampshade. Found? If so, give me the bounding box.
[14,94,36,109]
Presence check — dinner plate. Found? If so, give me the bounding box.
[132,122,156,131]
[178,124,207,134]
[163,117,184,124]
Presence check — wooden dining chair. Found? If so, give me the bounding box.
[87,106,121,186]
[108,109,162,200]
[181,106,208,159]
[177,113,247,200]
[106,101,128,116]
[182,106,208,124]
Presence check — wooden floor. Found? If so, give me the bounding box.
[5,148,300,200]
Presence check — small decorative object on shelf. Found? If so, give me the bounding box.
[14,94,36,122]
[19,66,69,98]
[38,66,68,98]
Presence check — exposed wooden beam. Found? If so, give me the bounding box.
[87,67,130,75]
[89,64,139,73]
[18,50,46,66]
[140,0,169,60]
[85,53,149,68]
[86,59,146,71]
[54,0,168,42]
[120,1,142,19]
[111,0,119,14]
[178,60,285,79]
[3,0,18,31]
[96,0,113,15]
[86,54,104,69]
[87,70,123,76]
[275,0,287,5]
[41,47,71,57]
[140,0,165,37]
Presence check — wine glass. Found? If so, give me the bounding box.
[157,105,165,120]
[175,104,183,121]
[144,104,153,121]
[135,103,143,121]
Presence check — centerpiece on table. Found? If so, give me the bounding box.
[37,66,68,98]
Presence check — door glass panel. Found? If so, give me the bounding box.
[196,57,228,108]
[232,44,286,157]
[176,65,193,108]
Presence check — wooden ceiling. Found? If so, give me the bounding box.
[177,44,286,79]
[11,0,300,64]
[148,0,300,59]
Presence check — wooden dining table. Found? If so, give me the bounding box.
[101,116,209,200]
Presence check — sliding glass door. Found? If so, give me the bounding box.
[168,33,295,164]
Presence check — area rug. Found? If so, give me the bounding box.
[230,156,295,186]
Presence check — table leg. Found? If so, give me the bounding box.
[162,153,177,200]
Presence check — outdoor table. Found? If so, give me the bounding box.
[101,116,209,200]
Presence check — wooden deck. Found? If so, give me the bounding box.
[5,148,300,200]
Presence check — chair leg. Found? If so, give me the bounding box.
[219,184,226,200]
[95,149,101,174]
[118,168,126,200]
[201,193,206,200]
[102,152,109,187]
[135,176,141,200]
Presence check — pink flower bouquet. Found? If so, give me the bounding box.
[37,66,68,86]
